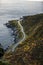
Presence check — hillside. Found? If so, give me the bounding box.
[3,14,43,65]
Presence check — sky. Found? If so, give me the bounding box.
[0,0,43,3]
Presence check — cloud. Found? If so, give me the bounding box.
[1,0,18,3]
[1,0,42,3]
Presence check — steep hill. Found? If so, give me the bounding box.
[3,14,43,65]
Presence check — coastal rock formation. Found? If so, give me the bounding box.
[3,14,43,65]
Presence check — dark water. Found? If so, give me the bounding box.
[0,1,43,49]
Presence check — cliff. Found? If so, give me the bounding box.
[3,13,43,65]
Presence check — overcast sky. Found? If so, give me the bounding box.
[0,0,43,3]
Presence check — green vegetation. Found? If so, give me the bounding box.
[0,61,11,65]
[31,41,43,65]
[21,14,43,39]
[8,20,23,39]
[9,20,19,28]
[3,14,43,65]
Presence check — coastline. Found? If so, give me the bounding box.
[3,13,43,65]
[5,13,43,52]
[5,18,25,52]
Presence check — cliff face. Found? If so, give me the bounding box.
[3,14,43,65]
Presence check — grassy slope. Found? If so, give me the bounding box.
[0,61,11,65]
[3,14,43,65]
[8,20,23,39]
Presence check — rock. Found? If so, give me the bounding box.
[5,23,12,28]
[0,44,4,58]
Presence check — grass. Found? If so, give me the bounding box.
[3,13,43,65]
[9,20,23,39]
[0,61,12,65]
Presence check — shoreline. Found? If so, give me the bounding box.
[3,13,43,65]
[5,18,25,52]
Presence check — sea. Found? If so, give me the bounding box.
[0,1,43,49]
